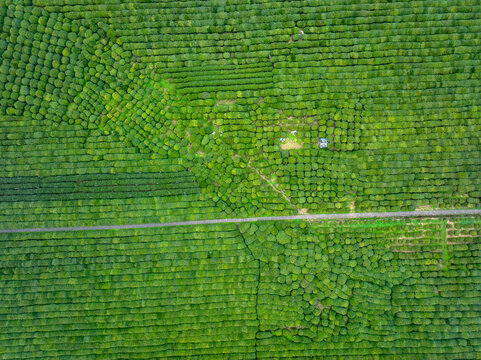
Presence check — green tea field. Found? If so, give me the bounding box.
[1,0,480,358]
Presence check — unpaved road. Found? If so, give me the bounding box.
[0,209,480,233]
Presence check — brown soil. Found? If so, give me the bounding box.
[280,138,302,150]
[215,99,237,106]
[415,205,435,211]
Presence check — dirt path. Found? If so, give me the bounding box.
[0,209,479,234]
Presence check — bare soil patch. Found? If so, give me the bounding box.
[280,138,302,150]
[416,204,435,211]
[215,99,237,106]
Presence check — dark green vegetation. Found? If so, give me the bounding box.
[1,0,480,358]
[1,225,259,359]
[252,217,481,358]
[2,217,481,358]
[1,0,480,219]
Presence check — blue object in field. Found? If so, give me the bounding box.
[319,138,328,148]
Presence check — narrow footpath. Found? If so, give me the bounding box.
[0,209,480,233]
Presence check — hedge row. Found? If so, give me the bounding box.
[239,218,481,357]
[0,225,258,359]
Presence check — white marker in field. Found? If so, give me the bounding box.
[319,138,328,148]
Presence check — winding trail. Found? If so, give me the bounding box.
[0,209,480,234]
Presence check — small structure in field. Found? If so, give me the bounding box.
[318,138,328,148]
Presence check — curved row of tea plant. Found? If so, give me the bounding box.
[29,0,481,214]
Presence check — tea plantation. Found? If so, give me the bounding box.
[1,0,480,358]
